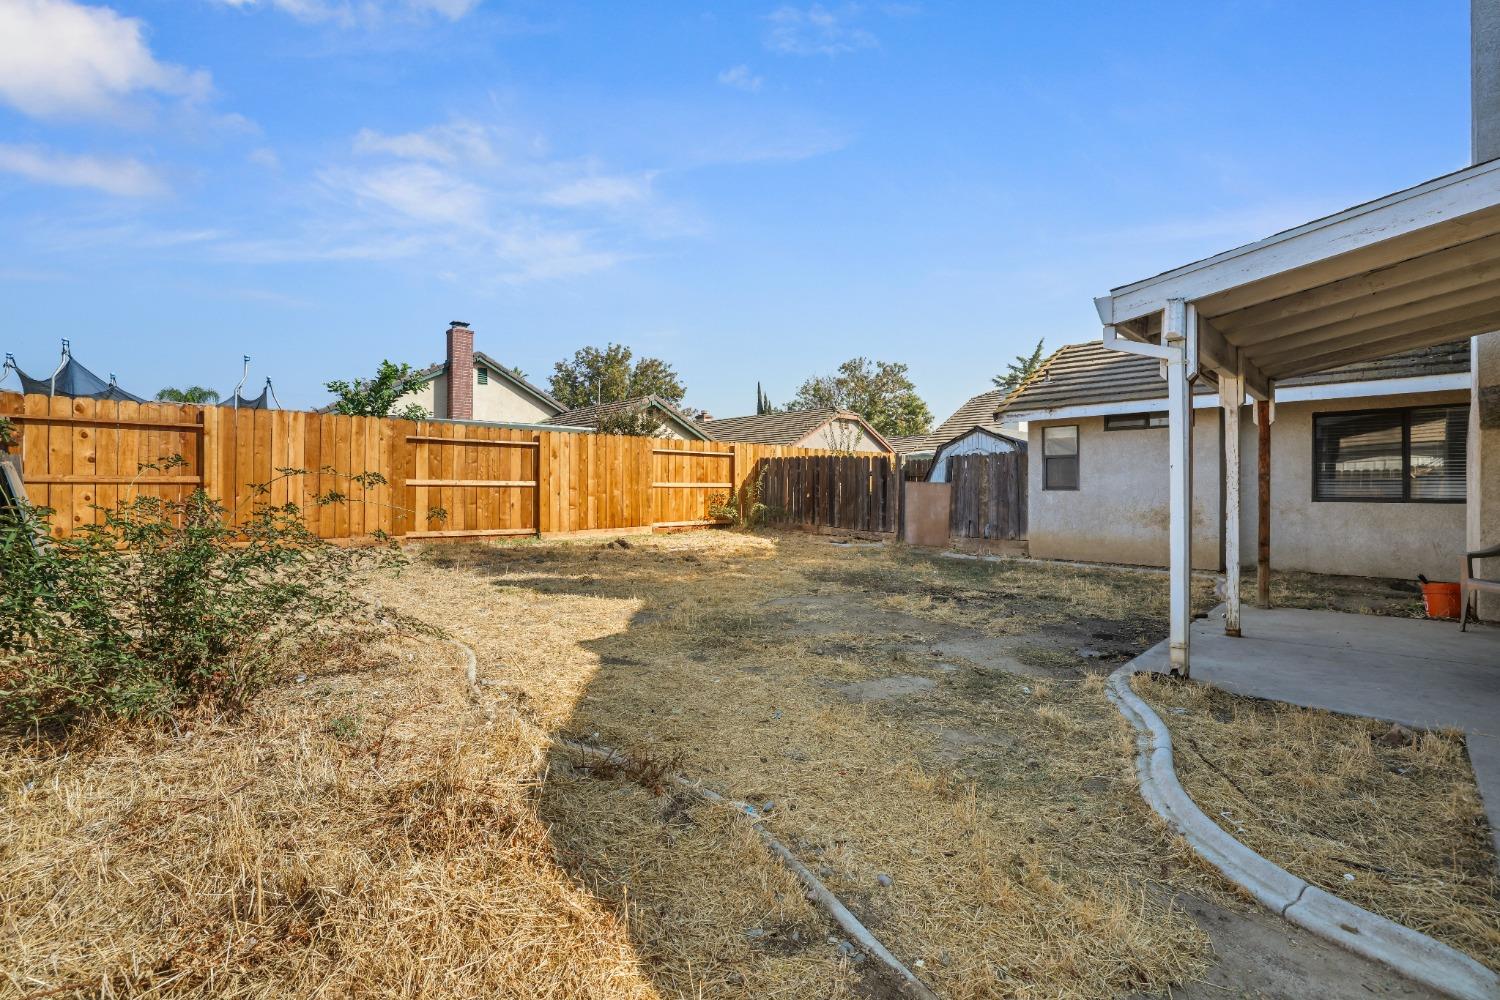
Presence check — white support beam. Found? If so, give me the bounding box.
[1165,300,1194,676]
[1221,373,1245,637]
[1198,316,1271,400]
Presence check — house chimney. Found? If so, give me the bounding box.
[446,321,474,420]
[1476,0,1500,163]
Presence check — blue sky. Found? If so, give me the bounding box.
[0,0,1472,421]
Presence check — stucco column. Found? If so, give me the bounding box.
[1471,0,1500,618]
[1470,334,1500,619]
[1475,0,1500,163]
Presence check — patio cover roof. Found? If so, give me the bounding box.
[1095,157,1500,385]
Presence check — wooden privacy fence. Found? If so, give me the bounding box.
[947,452,1026,541]
[758,454,900,535]
[0,391,894,541]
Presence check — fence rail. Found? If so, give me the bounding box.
[0,391,889,541]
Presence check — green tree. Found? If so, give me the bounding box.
[325,361,429,419]
[756,382,774,415]
[992,339,1046,395]
[155,386,220,404]
[548,343,685,410]
[789,357,932,438]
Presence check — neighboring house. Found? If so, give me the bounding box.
[396,322,564,424]
[924,426,1026,483]
[703,408,893,453]
[890,387,1012,457]
[1001,340,1471,579]
[544,395,712,441]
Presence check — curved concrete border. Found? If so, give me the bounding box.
[1108,661,1500,1000]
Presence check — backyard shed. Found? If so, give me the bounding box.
[925,426,1025,483]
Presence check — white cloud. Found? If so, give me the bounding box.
[542,174,652,208]
[765,4,877,56]
[0,0,210,119]
[212,0,481,25]
[717,64,764,93]
[327,161,489,227]
[352,122,497,165]
[0,144,167,197]
[249,146,281,169]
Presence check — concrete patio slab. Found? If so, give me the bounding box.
[1129,607,1500,855]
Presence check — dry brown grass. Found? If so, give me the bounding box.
[1133,674,1500,971]
[13,528,1469,999]
[366,531,1223,999]
[0,627,853,999]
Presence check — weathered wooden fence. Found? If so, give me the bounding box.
[947,452,1026,540]
[757,454,900,535]
[0,391,893,541]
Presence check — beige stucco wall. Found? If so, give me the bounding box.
[1027,389,1470,581]
[400,367,556,424]
[798,418,888,453]
[1236,390,1468,581]
[1027,411,1224,570]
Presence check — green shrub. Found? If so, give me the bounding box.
[0,464,408,736]
[708,474,771,529]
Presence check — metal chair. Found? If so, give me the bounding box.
[1459,544,1500,631]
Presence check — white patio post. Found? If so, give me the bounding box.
[1220,372,1245,637]
[1165,299,1195,675]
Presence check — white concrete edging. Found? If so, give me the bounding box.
[1107,660,1500,1000]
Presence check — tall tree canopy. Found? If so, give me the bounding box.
[325,360,429,419]
[992,339,1046,394]
[549,343,685,410]
[155,386,220,404]
[789,357,932,438]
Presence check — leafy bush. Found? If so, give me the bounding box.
[708,474,770,529]
[0,464,408,736]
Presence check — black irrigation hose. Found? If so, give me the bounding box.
[447,637,941,1000]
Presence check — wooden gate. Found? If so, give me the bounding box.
[759,454,899,534]
[948,452,1026,540]
[405,423,541,539]
[651,443,736,528]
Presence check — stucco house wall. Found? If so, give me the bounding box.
[799,418,888,453]
[1236,389,1469,581]
[1027,389,1469,580]
[404,368,558,424]
[1027,411,1224,570]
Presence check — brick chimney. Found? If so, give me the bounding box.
[445,321,474,420]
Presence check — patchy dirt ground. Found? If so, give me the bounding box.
[361,529,1452,999]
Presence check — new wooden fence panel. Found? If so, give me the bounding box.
[0,391,895,543]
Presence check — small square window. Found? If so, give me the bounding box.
[1042,425,1079,491]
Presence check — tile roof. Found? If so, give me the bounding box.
[703,408,894,452]
[1001,339,1470,416]
[701,408,841,445]
[893,386,1009,453]
[544,395,711,440]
